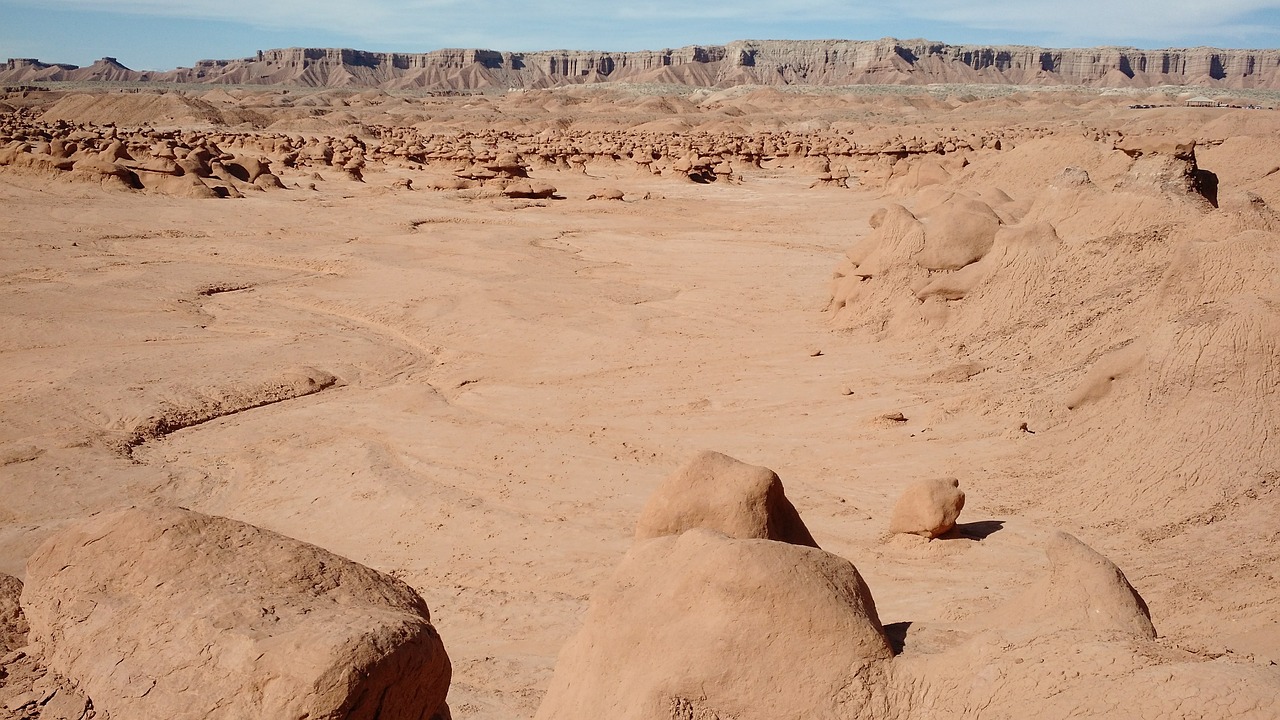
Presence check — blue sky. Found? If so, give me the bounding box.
[2,0,1279,71]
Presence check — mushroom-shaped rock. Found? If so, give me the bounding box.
[128,156,182,176]
[1003,531,1156,639]
[148,172,221,199]
[0,573,27,653]
[101,139,131,162]
[226,156,269,183]
[888,477,965,538]
[22,506,451,720]
[635,450,818,547]
[253,172,287,190]
[70,157,140,190]
[176,148,213,177]
[487,152,528,178]
[534,529,892,720]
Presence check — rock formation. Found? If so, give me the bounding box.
[21,506,451,720]
[534,529,891,720]
[634,450,818,547]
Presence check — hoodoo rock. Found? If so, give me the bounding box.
[21,506,451,720]
[888,477,965,538]
[534,529,892,720]
[634,450,819,547]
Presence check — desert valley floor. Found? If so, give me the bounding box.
[0,84,1278,719]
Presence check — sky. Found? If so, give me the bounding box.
[2,0,1279,71]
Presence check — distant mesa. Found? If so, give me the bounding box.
[6,39,1280,90]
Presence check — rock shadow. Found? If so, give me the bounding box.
[883,621,911,656]
[945,519,1005,541]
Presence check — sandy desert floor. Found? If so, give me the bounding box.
[1,86,1278,718]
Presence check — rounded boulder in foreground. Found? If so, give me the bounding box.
[21,506,451,720]
[535,529,892,720]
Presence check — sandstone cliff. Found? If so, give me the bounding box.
[5,38,1280,90]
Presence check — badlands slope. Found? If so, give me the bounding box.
[0,84,1278,719]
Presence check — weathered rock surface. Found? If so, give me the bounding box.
[0,573,26,653]
[21,506,450,720]
[634,450,818,547]
[534,529,892,720]
[0,649,93,720]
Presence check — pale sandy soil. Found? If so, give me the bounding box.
[1,88,1278,718]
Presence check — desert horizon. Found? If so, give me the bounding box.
[8,38,1280,93]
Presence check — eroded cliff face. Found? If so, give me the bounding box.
[5,39,1280,90]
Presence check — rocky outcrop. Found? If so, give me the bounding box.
[7,39,1280,90]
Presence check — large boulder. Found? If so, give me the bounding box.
[22,506,450,720]
[535,529,893,720]
[635,450,818,547]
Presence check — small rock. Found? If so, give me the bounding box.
[888,477,965,538]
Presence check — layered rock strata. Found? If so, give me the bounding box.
[6,39,1280,90]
